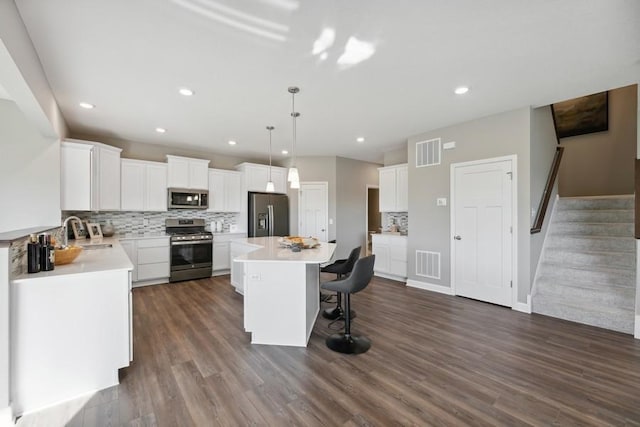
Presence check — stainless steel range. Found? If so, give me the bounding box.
[166,219,213,282]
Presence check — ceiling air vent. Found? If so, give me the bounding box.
[416,138,441,167]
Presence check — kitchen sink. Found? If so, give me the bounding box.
[80,243,113,250]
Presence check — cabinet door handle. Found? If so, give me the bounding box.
[454,235,462,240]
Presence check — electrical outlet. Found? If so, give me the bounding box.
[437,197,447,206]
[143,218,149,226]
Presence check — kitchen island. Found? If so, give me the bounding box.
[11,238,133,415]
[233,237,336,347]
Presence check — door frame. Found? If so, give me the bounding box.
[298,181,329,241]
[450,154,518,308]
[365,185,379,253]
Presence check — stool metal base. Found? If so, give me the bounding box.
[326,333,371,354]
[322,307,357,320]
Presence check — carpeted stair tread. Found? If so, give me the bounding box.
[549,222,633,237]
[532,296,634,334]
[533,264,635,288]
[543,235,635,253]
[556,197,634,210]
[542,248,635,271]
[533,278,635,310]
[554,209,634,223]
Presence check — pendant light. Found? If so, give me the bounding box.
[266,126,275,192]
[287,86,300,188]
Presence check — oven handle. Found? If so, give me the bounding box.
[171,240,213,246]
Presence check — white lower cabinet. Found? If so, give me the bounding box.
[230,240,260,294]
[213,233,247,275]
[120,237,170,286]
[372,234,407,281]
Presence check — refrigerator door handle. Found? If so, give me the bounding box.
[268,204,274,236]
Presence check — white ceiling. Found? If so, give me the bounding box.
[14,0,640,163]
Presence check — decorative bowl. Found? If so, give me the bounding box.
[55,245,83,265]
[279,236,319,249]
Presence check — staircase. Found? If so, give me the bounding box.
[532,195,636,334]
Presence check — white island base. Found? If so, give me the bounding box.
[234,237,336,347]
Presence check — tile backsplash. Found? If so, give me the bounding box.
[62,210,240,235]
[382,212,409,233]
[11,226,63,277]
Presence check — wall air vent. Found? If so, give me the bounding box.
[416,250,440,279]
[416,138,441,167]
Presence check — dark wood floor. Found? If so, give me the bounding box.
[66,275,640,426]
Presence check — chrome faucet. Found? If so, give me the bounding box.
[61,215,83,248]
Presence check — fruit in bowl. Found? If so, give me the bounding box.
[279,236,319,249]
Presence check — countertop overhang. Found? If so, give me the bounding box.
[233,237,337,264]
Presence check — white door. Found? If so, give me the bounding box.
[299,182,328,242]
[451,157,514,307]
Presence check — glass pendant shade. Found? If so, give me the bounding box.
[290,179,300,189]
[287,167,299,183]
[265,181,275,192]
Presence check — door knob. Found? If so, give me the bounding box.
[454,235,462,240]
[321,229,325,232]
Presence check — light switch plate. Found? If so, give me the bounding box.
[329,218,333,225]
[437,197,447,206]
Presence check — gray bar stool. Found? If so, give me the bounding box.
[320,246,361,320]
[320,255,375,354]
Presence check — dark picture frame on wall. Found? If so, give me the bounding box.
[551,91,609,139]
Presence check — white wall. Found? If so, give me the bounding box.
[287,157,337,240]
[558,85,637,196]
[0,99,60,233]
[407,108,532,304]
[335,157,380,259]
[529,106,560,287]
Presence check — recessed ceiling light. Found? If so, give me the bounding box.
[228,140,237,146]
[155,127,166,133]
[79,102,95,109]
[179,88,194,96]
[356,137,365,143]
[281,149,289,155]
[454,86,469,95]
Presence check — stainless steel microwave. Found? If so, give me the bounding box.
[167,188,209,209]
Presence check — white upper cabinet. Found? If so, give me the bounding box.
[61,142,93,211]
[166,155,210,190]
[235,163,288,194]
[208,169,242,212]
[378,164,409,212]
[121,159,167,211]
[61,139,122,211]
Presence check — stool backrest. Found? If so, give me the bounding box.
[347,255,375,294]
[343,245,362,274]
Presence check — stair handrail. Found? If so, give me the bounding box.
[531,146,564,234]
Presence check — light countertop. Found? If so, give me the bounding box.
[12,237,133,282]
[232,237,336,264]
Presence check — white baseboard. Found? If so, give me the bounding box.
[635,315,640,340]
[0,406,14,427]
[374,272,407,282]
[406,279,454,295]
[212,270,230,277]
[512,295,532,314]
[131,278,169,288]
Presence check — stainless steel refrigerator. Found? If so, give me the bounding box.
[248,192,290,237]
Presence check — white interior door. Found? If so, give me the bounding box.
[452,157,514,307]
[299,182,328,242]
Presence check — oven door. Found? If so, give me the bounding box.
[170,240,213,271]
